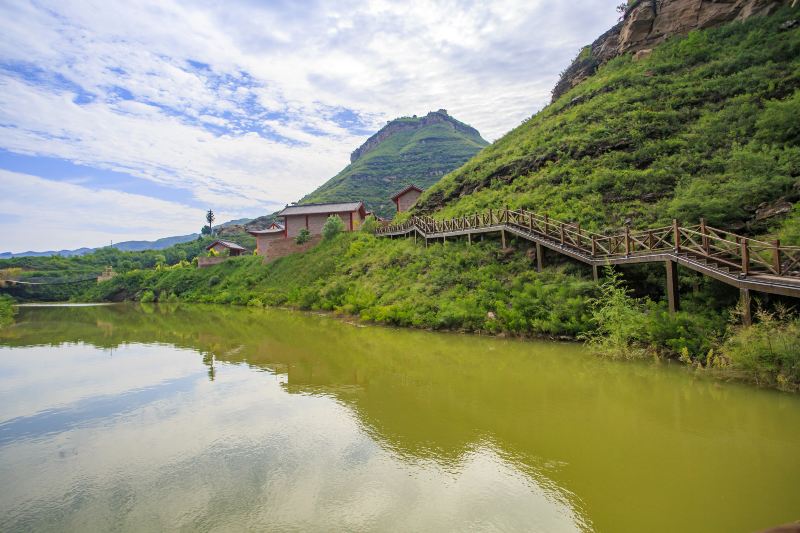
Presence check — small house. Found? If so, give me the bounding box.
[247,227,286,257]
[390,185,423,213]
[206,240,247,257]
[276,202,367,238]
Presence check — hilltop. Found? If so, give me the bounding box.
[299,110,488,217]
[414,2,800,245]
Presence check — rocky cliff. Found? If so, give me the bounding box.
[552,0,788,100]
[350,110,483,163]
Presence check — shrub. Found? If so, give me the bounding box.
[0,295,16,328]
[581,266,647,359]
[721,306,800,390]
[140,289,156,303]
[208,275,221,287]
[295,228,311,244]
[360,215,379,234]
[322,215,345,240]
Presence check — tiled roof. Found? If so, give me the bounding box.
[206,240,247,251]
[276,202,363,216]
[390,184,423,200]
[247,228,284,235]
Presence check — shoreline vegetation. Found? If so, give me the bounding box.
[75,231,799,392]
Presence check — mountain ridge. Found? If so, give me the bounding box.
[300,109,488,217]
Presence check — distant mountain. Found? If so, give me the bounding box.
[0,234,199,258]
[299,109,488,217]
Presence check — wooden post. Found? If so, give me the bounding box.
[700,218,709,255]
[740,238,749,275]
[425,238,428,248]
[501,229,507,249]
[528,214,532,232]
[536,243,543,272]
[544,214,549,236]
[647,231,654,250]
[591,235,597,256]
[624,227,631,256]
[559,223,565,245]
[467,233,471,246]
[673,219,681,253]
[592,264,599,282]
[773,240,782,275]
[489,208,493,225]
[414,232,417,245]
[666,259,680,313]
[740,288,752,326]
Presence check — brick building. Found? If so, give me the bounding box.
[276,202,367,239]
[390,185,423,213]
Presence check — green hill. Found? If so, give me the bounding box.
[415,8,800,244]
[300,110,488,217]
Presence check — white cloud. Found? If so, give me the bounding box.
[0,170,206,251]
[0,0,620,251]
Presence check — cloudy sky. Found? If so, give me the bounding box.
[0,0,619,252]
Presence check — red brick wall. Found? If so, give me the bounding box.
[254,232,284,256]
[261,235,322,263]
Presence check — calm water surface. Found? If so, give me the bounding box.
[0,304,797,532]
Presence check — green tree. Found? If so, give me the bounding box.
[206,210,215,234]
[295,228,311,244]
[322,215,345,240]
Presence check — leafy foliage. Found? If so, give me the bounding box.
[0,295,15,329]
[322,215,345,240]
[295,228,311,244]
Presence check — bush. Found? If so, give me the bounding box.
[582,266,647,359]
[140,289,156,303]
[0,295,16,328]
[322,215,345,240]
[721,306,800,390]
[360,215,379,234]
[295,228,311,244]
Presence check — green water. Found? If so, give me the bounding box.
[0,304,797,532]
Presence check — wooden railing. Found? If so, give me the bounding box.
[377,208,800,279]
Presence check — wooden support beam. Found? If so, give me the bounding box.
[666,259,680,313]
[592,264,599,282]
[501,229,506,248]
[467,233,472,245]
[740,288,752,326]
[536,243,543,272]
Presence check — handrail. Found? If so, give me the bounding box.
[376,207,800,279]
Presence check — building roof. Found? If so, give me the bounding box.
[276,201,364,217]
[206,240,247,251]
[247,227,284,236]
[390,184,423,200]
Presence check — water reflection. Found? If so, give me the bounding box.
[0,304,798,532]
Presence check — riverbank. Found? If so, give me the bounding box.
[75,232,799,391]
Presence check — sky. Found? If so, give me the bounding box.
[0,0,619,253]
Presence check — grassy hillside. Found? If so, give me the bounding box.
[301,112,488,217]
[415,8,800,243]
[0,233,254,301]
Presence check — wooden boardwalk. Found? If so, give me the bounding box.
[376,208,800,323]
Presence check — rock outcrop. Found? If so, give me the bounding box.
[552,0,789,101]
[350,110,482,163]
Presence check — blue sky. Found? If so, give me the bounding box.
[0,0,619,252]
